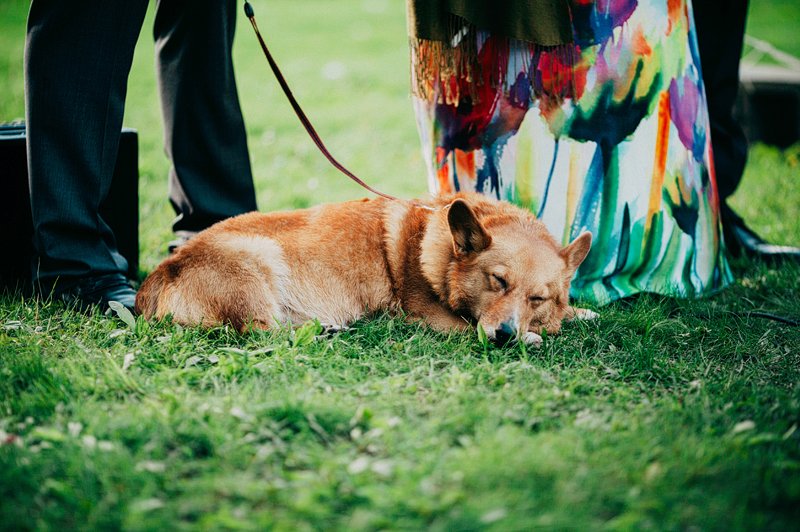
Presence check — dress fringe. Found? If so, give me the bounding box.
[410,15,580,106]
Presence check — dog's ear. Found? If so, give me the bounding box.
[447,199,491,256]
[561,231,593,273]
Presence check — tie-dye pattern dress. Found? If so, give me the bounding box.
[411,0,733,304]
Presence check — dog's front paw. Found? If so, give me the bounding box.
[319,323,351,335]
[522,331,543,347]
[566,306,599,321]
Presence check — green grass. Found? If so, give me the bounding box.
[745,0,800,58]
[2,1,800,529]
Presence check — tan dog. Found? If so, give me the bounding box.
[136,193,594,345]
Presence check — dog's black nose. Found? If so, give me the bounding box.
[493,322,517,345]
[493,329,514,344]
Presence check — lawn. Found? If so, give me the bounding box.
[1,0,799,529]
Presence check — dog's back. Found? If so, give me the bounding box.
[136,199,395,330]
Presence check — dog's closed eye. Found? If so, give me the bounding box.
[491,273,508,292]
[528,295,546,304]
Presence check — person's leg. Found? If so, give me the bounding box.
[25,0,148,304]
[692,0,749,203]
[693,0,799,262]
[153,0,257,237]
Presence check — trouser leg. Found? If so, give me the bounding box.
[153,0,257,234]
[25,0,149,285]
[693,0,749,202]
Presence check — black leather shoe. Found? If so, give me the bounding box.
[722,205,800,264]
[50,273,137,314]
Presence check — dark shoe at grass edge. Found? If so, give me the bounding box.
[722,205,800,264]
[45,272,137,315]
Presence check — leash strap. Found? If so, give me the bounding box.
[243,2,400,202]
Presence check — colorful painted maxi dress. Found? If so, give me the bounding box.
[410,0,733,305]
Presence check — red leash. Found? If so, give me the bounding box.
[243,2,400,202]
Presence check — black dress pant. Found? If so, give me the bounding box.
[693,0,749,203]
[25,0,257,285]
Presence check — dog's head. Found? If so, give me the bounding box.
[427,196,592,342]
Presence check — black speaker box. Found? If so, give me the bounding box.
[0,123,139,291]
